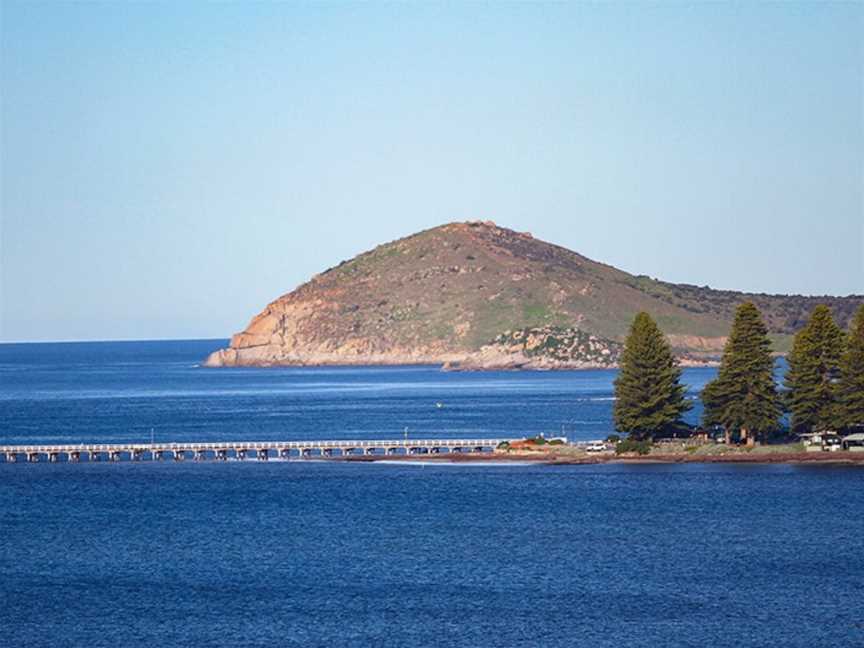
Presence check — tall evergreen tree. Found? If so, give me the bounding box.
[838,304,864,430]
[701,302,780,444]
[784,305,845,434]
[700,378,724,428]
[613,312,691,440]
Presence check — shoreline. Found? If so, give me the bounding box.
[340,451,864,466]
[201,356,721,371]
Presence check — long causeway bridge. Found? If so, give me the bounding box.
[0,438,513,463]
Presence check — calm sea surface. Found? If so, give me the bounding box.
[1,341,862,647]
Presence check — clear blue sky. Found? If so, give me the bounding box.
[2,1,862,342]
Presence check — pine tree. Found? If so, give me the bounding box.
[700,378,724,428]
[701,302,780,444]
[838,304,864,430]
[784,305,845,434]
[613,312,691,440]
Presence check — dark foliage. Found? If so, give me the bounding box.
[614,438,652,455]
[613,312,691,440]
[701,303,781,443]
[784,305,845,433]
[839,305,864,430]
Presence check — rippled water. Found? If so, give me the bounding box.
[1,341,862,647]
[0,339,717,445]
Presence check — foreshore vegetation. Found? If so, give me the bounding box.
[784,305,845,434]
[613,303,864,446]
[701,303,780,445]
[612,312,691,440]
[839,305,864,429]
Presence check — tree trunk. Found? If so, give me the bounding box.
[742,427,755,447]
[724,428,731,445]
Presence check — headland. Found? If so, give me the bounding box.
[203,221,861,370]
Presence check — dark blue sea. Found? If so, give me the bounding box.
[1,340,862,647]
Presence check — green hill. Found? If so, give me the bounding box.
[205,222,861,368]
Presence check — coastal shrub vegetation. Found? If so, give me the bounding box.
[614,439,652,455]
[701,303,781,445]
[491,326,621,365]
[613,312,691,440]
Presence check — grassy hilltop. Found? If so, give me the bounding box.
[205,222,861,368]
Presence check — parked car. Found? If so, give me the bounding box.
[586,441,607,453]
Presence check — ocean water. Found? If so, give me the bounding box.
[1,341,863,648]
[0,339,717,445]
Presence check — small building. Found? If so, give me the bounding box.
[691,428,710,444]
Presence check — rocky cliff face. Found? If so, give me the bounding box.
[204,221,861,368]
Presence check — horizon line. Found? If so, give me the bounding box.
[0,337,230,346]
